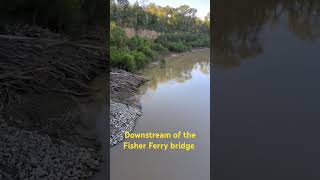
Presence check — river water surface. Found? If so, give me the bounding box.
[111,49,210,180]
[213,1,320,179]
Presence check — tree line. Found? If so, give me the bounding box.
[110,1,210,72]
[111,0,210,33]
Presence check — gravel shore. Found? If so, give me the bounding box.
[0,118,100,180]
[110,69,146,146]
[110,101,141,145]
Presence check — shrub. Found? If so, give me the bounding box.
[190,38,210,47]
[131,51,148,69]
[121,54,136,72]
[110,48,136,72]
[140,46,154,58]
[151,43,168,52]
[128,36,139,50]
[156,32,210,51]
[110,46,122,66]
[110,22,128,48]
[155,34,167,44]
[135,37,152,51]
[167,42,189,52]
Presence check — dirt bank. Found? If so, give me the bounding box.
[123,27,160,39]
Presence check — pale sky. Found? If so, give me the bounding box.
[128,0,210,19]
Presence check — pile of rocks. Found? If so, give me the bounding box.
[110,101,142,146]
[0,123,100,179]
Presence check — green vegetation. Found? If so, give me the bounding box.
[111,0,209,33]
[111,0,210,72]
[110,22,161,71]
[156,33,210,52]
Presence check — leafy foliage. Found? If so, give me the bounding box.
[156,33,210,52]
[110,22,128,48]
[131,51,149,69]
[111,0,210,33]
[110,47,136,72]
[110,1,210,71]
[110,24,159,71]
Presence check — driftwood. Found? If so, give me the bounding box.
[0,34,106,112]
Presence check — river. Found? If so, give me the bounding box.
[213,1,320,179]
[110,48,210,180]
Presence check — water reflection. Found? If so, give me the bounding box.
[143,49,210,91]
[111,49,210,180]
[213,0,320,67]
[213,1,320,179]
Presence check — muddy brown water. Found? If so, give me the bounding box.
[213,1,320,179]
[110,49,210,180]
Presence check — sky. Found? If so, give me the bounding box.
[128,0,210,19]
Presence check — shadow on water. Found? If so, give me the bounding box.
[213,1,320,180]
[214,0,320,67]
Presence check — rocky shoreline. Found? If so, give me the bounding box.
[0,24,106,179]
[0,117,100,180]
[110,69,147,146]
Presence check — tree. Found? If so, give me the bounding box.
[117,0,130,26]
[110,1,210,33]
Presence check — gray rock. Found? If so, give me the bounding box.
[110,100,142,146]
[110,69,146,146]
[0,125,101,179]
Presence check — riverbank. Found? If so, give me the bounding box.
[109,51,183,147]
[109,48,209,146]
[110,69,147,146]
[0,24,106,179]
